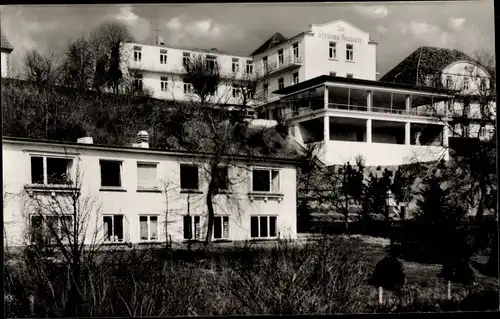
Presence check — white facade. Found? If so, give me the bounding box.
[1,51,9,78]
[253,20,378,105]
[121,42,257,106]
[3,137,299,248]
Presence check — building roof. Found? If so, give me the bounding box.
[251,32,289,56]
[273,74,456,96]
[379,46,474,86]
[3,135,308,165]
[1,28,14,52]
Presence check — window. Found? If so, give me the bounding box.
[139,215,158,241]
[160,77,168,92]
[100,160,122,187]
[425,74,435,87]
[463,77,470,90]
[232,58,239,73]
[183,215,201,240]
[183,80,193,94]
[206,55,218,70]
[446,76,453,88]
[293,72,299,85]
[183,52,191,66]
[329,71,337,76]
[329,41,337,59]
[133,46,142,62]
[346,44,354,61]
[232,84,240,98]
[346,73,354,79]
[278,49,284,66]
[213,216,229,239]
[30,214,73,245]
[246,60,253,74]
[103,215,124,243]
[137,162,158,190]
[278,77,284,90]
[292,42,299,61]
[262,56,268,72]
[133,73,143,90]
[250,216,277,238]
[480,78,487,92]
[180,164,198,190]
[160,49,167,64]
[214,166,229,191]
[263,83,269,99]
[252,169,280,193]
[30,156,73,185]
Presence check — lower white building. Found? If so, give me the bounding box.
[3,135,301,248]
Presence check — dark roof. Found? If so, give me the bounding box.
[273,75,456,96]
[3,135,307,165]
[379,46,474,86]
[251,32,289,56]
[1,28,13,52]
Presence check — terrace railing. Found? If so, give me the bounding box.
[327,103,447,118]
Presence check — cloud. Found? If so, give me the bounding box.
[396,20,454,48]
[448,17,466,30]
[164,15,242,48]
[354,5,388,19]
[115,6,139,26]
[375,25,387,34]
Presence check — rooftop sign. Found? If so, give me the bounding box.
[317,31,363,44]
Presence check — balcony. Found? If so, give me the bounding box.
[328,103,447,118]
[261,55,302,76]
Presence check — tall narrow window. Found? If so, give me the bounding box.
[246,60,253,74]
[232,84,240,98]
[160,49,167,64]
[480,78,487,92]
[160,77,168,92]
[214,166,229,191]
[183,52,191,66]
[293,72,299,85]
[278,49,284,66]
[183,215,201,240]
[139,215,158,241]
[329,42,337,59]
[206,55,218,70]
[292,42,299,62]
[133,46,142,62]
[213,216,229,239]
[103,215,124,242]
[278,77,284,90]
[263,83,269,99]
[232,58,239,73]
[463,77,470,90]
[133,73,143,90]
[183,80,193,94]
[262,56,268,73]
[346,44,354,61]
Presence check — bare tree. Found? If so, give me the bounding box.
[23,49,62,86]
[22,154,109,316]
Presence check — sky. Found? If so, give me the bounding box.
[0,2,495,78]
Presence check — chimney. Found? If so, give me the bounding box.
[77,136,93,144]
[132,130,149,148]
[157,36,165,45]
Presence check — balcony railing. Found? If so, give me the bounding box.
[261,55,302,76]
[327,103,447,118]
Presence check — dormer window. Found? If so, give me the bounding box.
[425,74,435,87]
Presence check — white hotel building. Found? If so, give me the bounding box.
[123,19,494,167]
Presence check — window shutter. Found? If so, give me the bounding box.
[137,164,157,189]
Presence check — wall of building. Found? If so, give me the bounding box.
[320,140,447,166]
[3,140,298,247]
[305,20,377,80]
[441,61,491,94]
[1,51,9,78]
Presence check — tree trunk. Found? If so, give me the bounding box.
[205,180,216,247]
[447,280,452,300]
[476,184,487,220]
[378,286,383,305]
